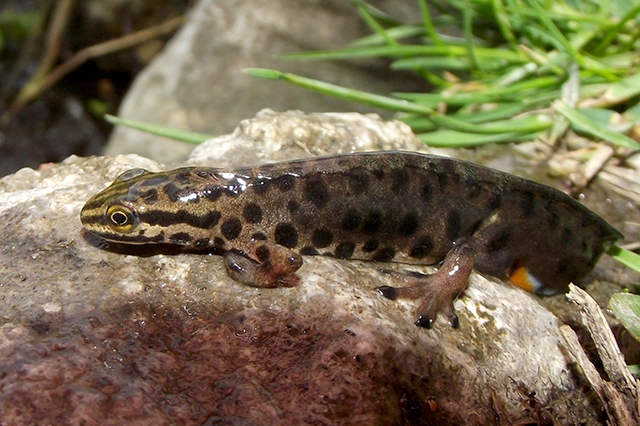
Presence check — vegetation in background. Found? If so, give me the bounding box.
[246,0,640,149]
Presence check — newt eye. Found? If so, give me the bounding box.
[107,205,135,232]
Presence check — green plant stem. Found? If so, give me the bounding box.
[554,101,640,149]
[352,0,399,48]
[462,0,482,72]
[417,0,443,46]
[594,3,640,55]
[608,246,640,272]
[104,114,211,144]
[246,68,555,135]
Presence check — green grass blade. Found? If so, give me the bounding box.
[246,68,552,134]
[395,115,438,132]
[104,114,212,144]
[348,26,424,47]
[394,91,504,107]
[491,0,518,50]
[244,68,437,114]
[599,72,640,106]
[280,45,525,63]
[462,0,482,72]
[608,246,640,274]
[554,101,640,149]
[523,0,615,80]
[594,3,640,55]
[391,56,505,71]
[452,103,534,123]
[417,0,443,46]
[610,293,640,344]
[352,0,399,48]
[418,130,538,146]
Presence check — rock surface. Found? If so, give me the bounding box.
[105,0,423,163]
[0,111,612,425]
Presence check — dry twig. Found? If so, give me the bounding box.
[560,284,638,426]
[2,14,186,123]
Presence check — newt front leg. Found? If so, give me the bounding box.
[224,241,303,288]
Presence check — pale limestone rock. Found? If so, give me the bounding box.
[0,112,600,424]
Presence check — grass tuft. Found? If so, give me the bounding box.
[248,0,640,149]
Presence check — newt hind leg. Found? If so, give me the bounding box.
[377,243,475,328]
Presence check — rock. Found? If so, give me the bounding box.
[105,0,423,163]
[0,112,601,424]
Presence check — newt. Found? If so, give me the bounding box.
[80,151,621,328]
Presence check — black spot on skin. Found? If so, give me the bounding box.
[420,182,432,203]
[581,241,590,254]
[175,170,192,183]
[251,232,267,241]
[223,178,243,197]
[562,227,573,243]
[260,260,272,272]
[342,210,361,231]
[399,213,420,236]
[275,223,298,248]
[139,189,158,205]
[138,210,220,229]
[203,186,222,201]
[312,228,334,248]
[243,203,263,224]
[138,230,145,236]
[468,183,482,199]
[256,245,271,262]
[519,191,535,218]
[304,178,330,208]
[335,242,355,259]
[169,232,193,245]
[488,192,502,210]
[221,218,243,240]
[363,240,379,252]
[347,168,370,194]
[301,247,319,255]
[194,238,212,247]
[162,183,181,202]
[287,200,300,213]
[363,211,383,234]
[276,175,296,192]
[391,169,410,194]
[486,230,512,251]
[253,178,271,195]
[556,259,569,275]
[371,168,385,179]
[446,211,461,241]
[373,247,395,262]
[140,176,168,187]
[410,236,433,259]
[436,172,447,187]
[214,237,225,247]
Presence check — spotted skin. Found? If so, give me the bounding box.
[80,151,621,328]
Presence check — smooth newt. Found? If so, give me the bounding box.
[80,151,621,328]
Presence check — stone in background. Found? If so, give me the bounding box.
[106,0,424,162]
